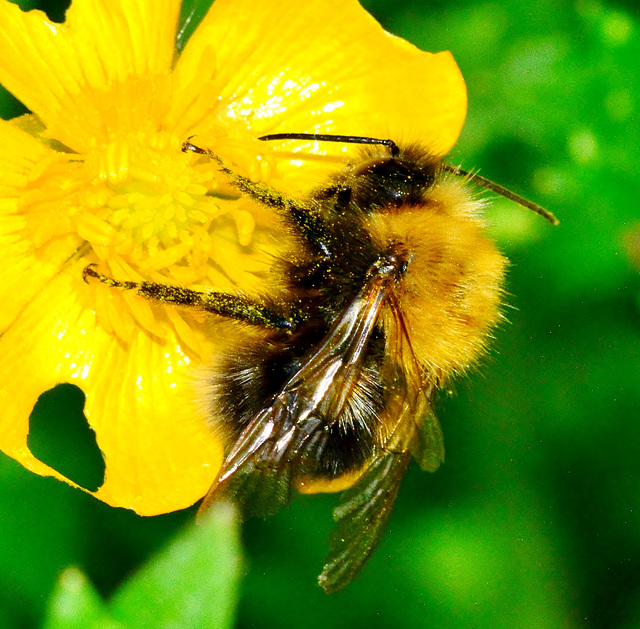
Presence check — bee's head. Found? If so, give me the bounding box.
[347,144,441,211]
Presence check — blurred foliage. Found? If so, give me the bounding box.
[42,503,242,629]
[1,0,639,627]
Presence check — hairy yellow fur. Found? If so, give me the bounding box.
[366,177,506,381]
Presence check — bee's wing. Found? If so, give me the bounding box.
[410,401,445,472]
[318,447,412,593]
[318,391,443,593]
[199,402,302,517]
[318,299,444,593]
[318,388,433,593]
[198,265,395,519]
[385,292,445,472]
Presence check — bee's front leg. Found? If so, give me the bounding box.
[83,264,294,329]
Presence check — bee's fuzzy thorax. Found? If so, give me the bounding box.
[365,176,506,380]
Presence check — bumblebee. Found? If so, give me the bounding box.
[84,133,557,592]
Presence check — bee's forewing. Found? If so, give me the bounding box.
[199,265,396,518]
[318,299,444,591]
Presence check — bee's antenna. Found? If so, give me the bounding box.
[258,134,558,225]
[259,133,400,157]
[443,164,559,226]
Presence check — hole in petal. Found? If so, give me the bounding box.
[28,384,105,492]
[0,86,28,120]
[30,0,71,23]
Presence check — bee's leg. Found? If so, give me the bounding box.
[82,264,293,329]
[182,140,333,256]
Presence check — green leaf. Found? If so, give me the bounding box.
[176,0,215,53]
[109,502,243,629]
[43,567,117,629]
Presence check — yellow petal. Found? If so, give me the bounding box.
[171,0,466,180]
[0,117,83,330]
[0,258,221,515]
[0,0,181,151]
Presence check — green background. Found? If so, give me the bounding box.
[1,0,639,626]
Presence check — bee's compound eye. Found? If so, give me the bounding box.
[355,159,437,208]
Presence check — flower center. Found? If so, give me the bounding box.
[77,129,226,279]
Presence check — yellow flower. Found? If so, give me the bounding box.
[0,0,466,515]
